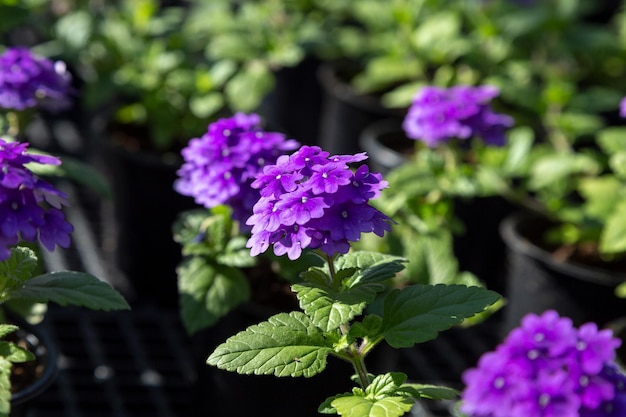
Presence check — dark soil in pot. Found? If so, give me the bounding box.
[10,323,58,414]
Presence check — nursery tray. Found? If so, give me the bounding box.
[27,180,500,417]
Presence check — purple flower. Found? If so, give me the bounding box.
[460,310,625,417]
[174,113,300,226]
[620,97,626,118]
[246,145,393,260]
[402,85,513,147]
[0,47,72,111]
[0,138,73,260]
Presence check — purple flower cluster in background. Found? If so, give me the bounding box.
[0,138,73,260]
[620,97,626,118]
[402,85,513,147]
[461,310,626,417]
[0,47,72,111]
[174,113,300,226]
[246,145,393,260]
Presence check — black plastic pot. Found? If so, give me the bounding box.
[260,57,323,146]
[97,138,197,308]
[317,64,403,156]
[359,119,413,174]
[500,212,626,334]
[11,323,58,416]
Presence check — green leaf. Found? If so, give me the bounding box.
[8,272,130,311]
[503,126,534,175]
[0,360,11,416]
[331,394,413,417]
[207,311,332,377]
[292,282,376,333]
[365,372,407,398]
[349,314,383,340]
[397,383,459,401]
[380,285,500,348]
[578,177,622,220]
[294,252,406,332]
[0,247,38,289]
[600,199,626,255]
[529,153,600,190]
[0,341,34,363]
[335,252,407,287]
[225,62,274,111]
[177,256,249,334]
[597,127,626,155]
[0,326,17,340]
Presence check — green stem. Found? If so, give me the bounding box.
[349,343,371,389]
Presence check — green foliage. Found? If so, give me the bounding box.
[379,285,500,348]
[208,249,500,416]
[293,252,406,332]
[173,207,256,334]
[0,247,128,414]
[207,311,333,377]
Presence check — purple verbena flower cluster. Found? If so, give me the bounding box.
[461,310,626,417]
[620,97,626,118]
[402,85,513,147]
[246,145,393,260]
[0,47,72,111]
[0,138,73,261]
[174,113,300,225]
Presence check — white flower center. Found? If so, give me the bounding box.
[539,393,550,408]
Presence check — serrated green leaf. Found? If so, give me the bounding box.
[8,272,130,311]
[365,373,407,399]
[300,267,331,287]
[177,256,249,334]
[331,394,413,417]
[292,282,375,332]
[0,326,17,340]
[380,285,500,348]
[0,341,34,363]
[0,247,38,289]
[207,311,332,377]
[293,252,405,332]
[335,252,407,287]
[172,209,214,246]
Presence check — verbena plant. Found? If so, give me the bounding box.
[177,117,502,416]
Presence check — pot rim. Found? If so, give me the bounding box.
[359,118,411,170]
[499,212,626,286]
